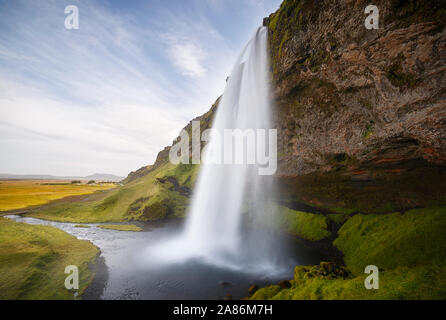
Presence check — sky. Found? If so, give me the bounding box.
[0,0,281,177]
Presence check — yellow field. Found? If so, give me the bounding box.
[0,180,116,212]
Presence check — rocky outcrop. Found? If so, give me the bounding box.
[123,165,152,184]
[267,0,446,212]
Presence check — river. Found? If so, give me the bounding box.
[5,215,323,300]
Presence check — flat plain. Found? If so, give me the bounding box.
[0,179,116,212]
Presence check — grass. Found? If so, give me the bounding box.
[26,162,199,223]
[0,217,99,299]
[250,206,446,300]
[260,203,330,241]
[0,180,116,212]
[97,224,142,232]
[334,206,446,275]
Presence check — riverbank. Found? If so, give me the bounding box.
[5,215,317,300]
[0,217,100,299]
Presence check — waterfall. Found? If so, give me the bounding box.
[152,27,285,273]
[184,26,272,256]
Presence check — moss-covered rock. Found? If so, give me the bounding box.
[334,206,446,275]
[259,203,331,241]
[250,205,446,300]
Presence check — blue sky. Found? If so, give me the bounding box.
[0,0,281,176]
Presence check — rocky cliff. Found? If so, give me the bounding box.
[265,0,446,213]
[248,0,446,300]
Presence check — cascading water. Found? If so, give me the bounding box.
[151,27,290,274]
[184,26,273,257]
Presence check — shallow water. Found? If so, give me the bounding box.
[5,215,323,300]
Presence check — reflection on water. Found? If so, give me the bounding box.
[5,215,322,300]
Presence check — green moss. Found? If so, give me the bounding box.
[363,124,374,140]
[249,285,282,300]
[262,203,330,241]
[252,263,446,300]
[278,30,290,57]
[251,206,446,300]
[268,12,279,32]
[268,0,309,76]
[334,206,446,275]
[74,224,90,228]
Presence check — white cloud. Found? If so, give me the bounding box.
[168,41,206,78]
[0,0,281,176]
[0,79,184,176]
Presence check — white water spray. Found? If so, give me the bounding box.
[152,27,286,273]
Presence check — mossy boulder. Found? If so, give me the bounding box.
[251,205,446,300]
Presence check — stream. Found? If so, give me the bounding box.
[5,215,323,300]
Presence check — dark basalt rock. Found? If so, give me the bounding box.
[278,280,292,289]
[266,0,446,212]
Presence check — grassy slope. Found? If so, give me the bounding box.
[27,162,199,223]
[250,206,446,300]
[0,217,99,299]
[0,180,116,212]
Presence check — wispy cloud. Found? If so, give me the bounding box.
[0,0,281,176]
[167,39,206,78]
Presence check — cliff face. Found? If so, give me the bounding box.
[266,0,446,212]
[249,1,446,300]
